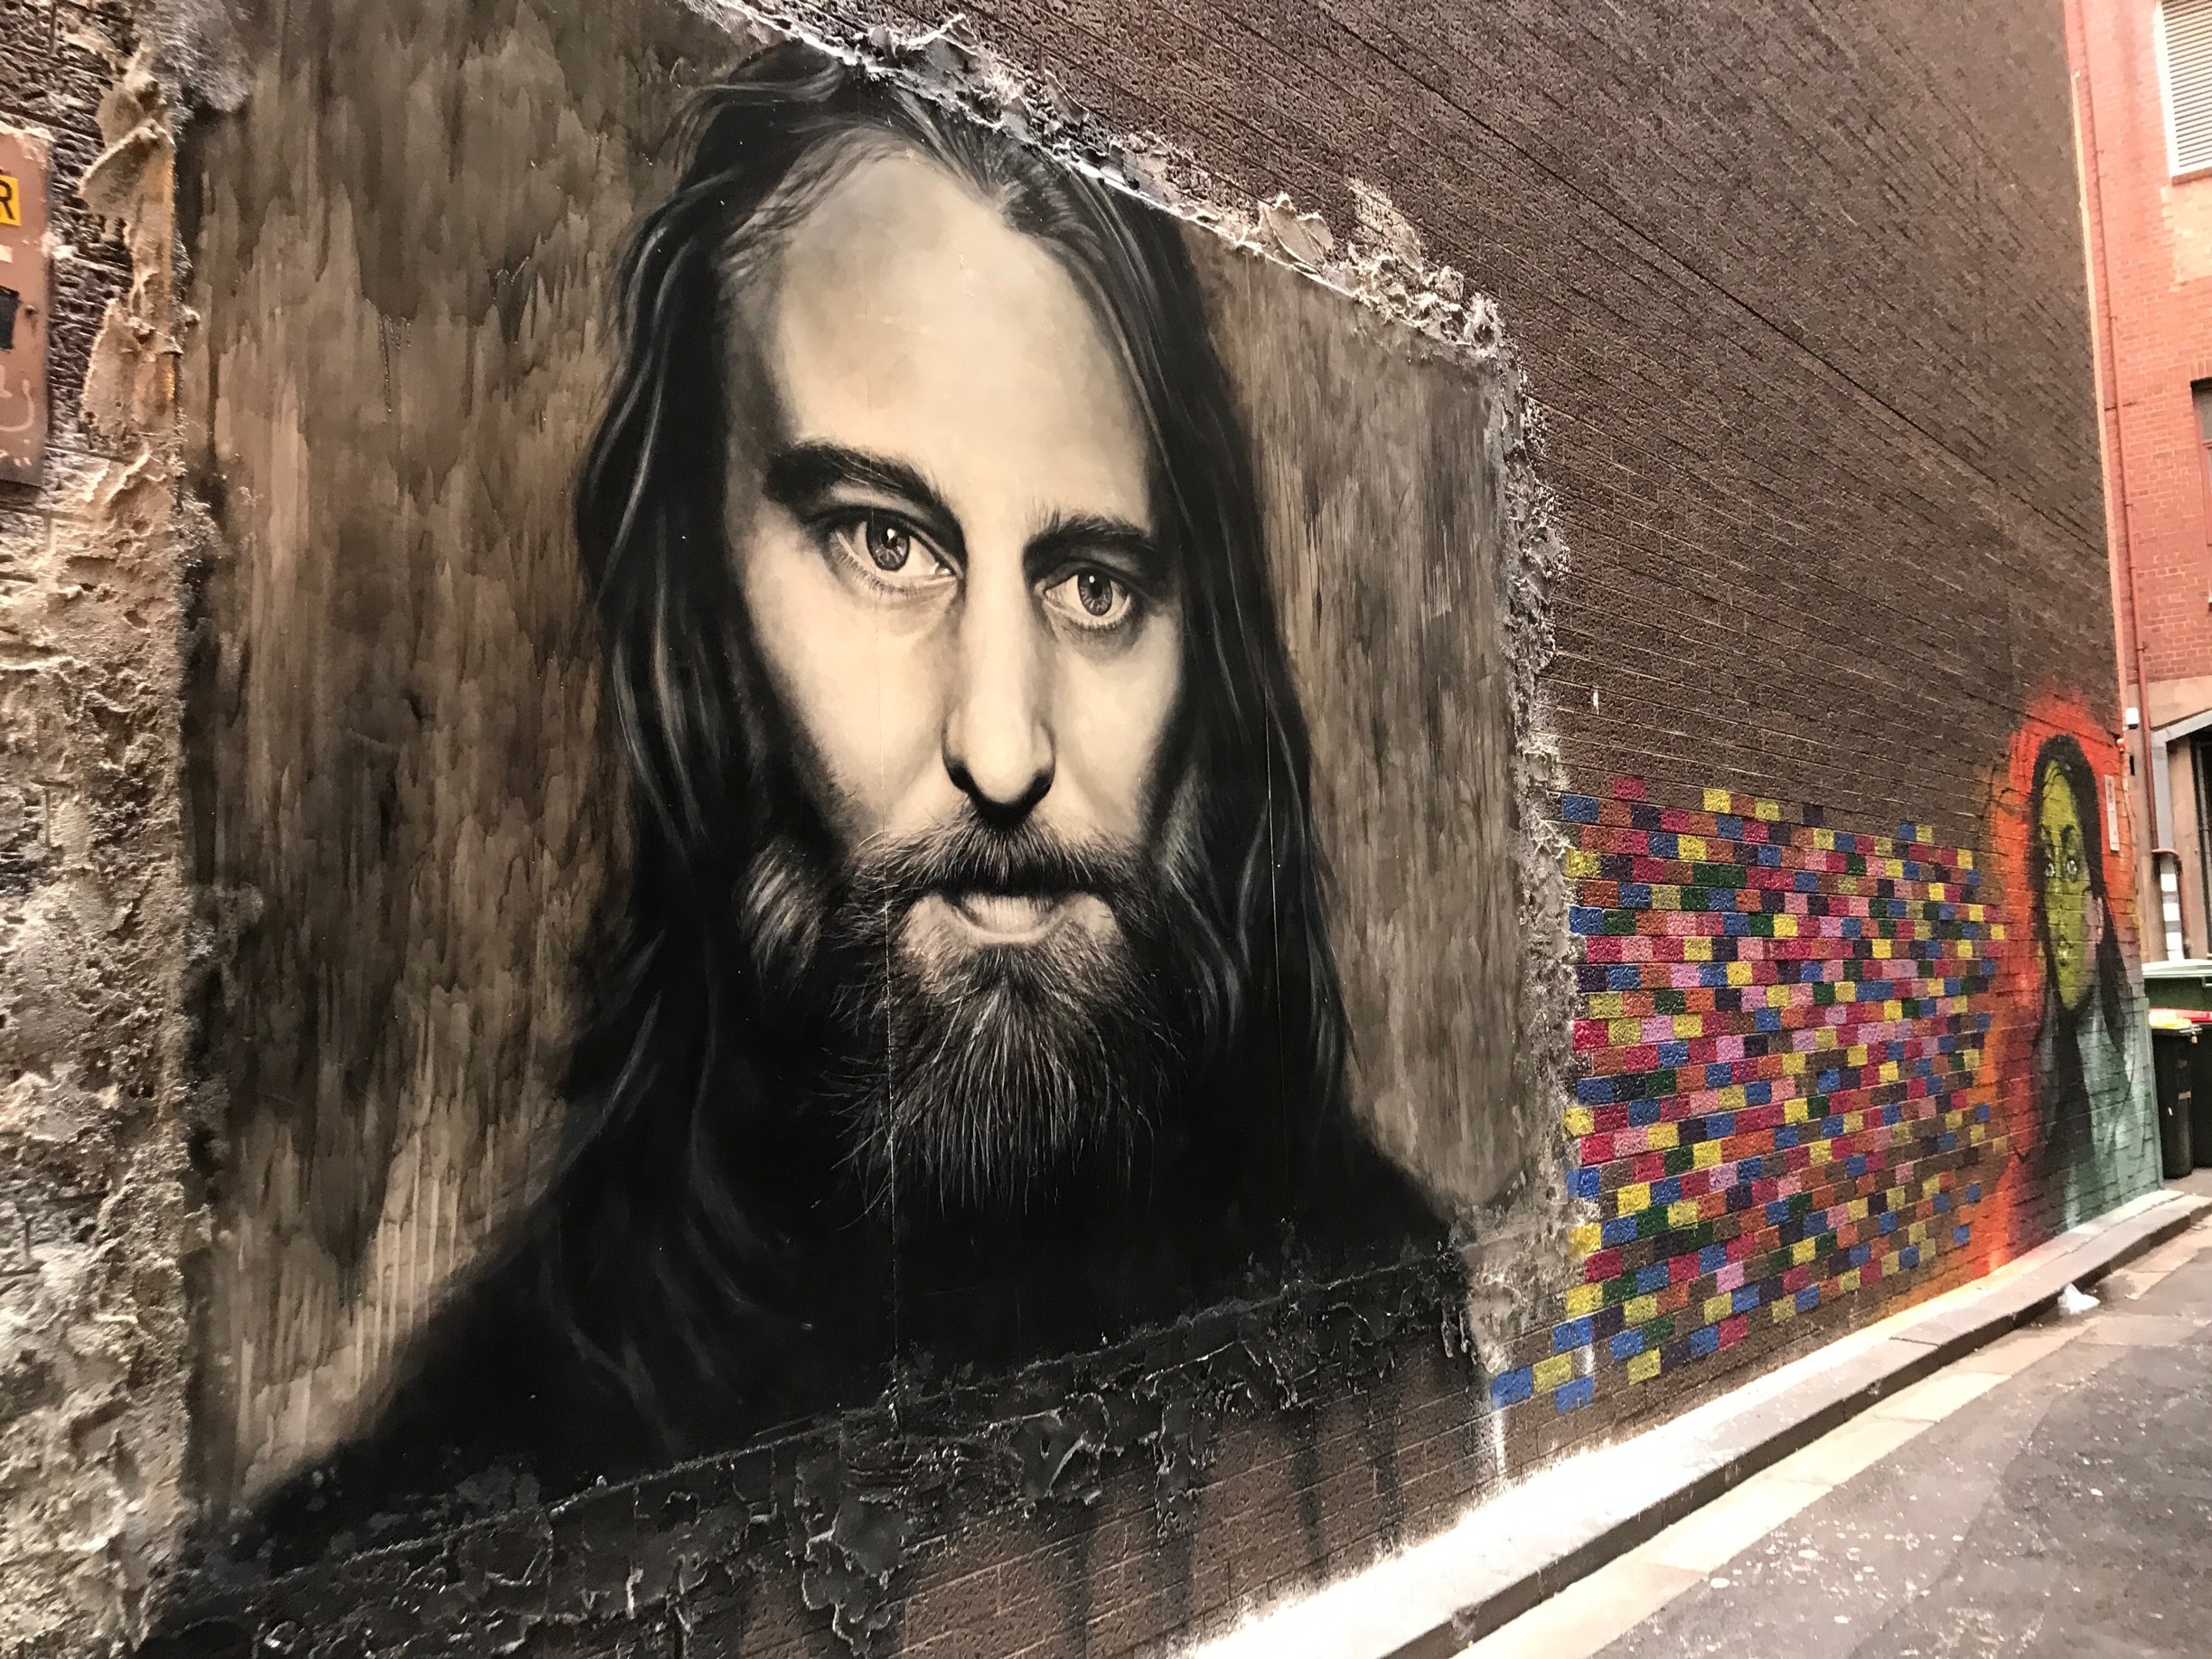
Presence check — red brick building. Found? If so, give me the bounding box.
[2072,0,2212,959]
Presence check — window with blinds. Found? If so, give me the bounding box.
[2161,0,2212,176]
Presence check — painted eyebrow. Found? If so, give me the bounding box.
[1025,511,1169,589]
[762,442,965,557]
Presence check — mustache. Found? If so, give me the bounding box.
[845,819,1148,909]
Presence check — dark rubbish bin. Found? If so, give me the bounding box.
[2151,1014,2197,1180]
[2187,1016,2212,1169]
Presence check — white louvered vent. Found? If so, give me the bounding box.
[2161,0,2212,175]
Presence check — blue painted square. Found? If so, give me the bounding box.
[1746,1082,1773,1105]
[1576,1077,1615,1104]
[1490,1368,1534,1408]
[1607,964,1641,990]
[1699,1244,1729,1273]
[1601,1215,1640,1247]
[1795,1286,1819,1313]
[1965,1182,1983,1203]
[1629,1100,1663,1126]
[1731,1286,1762,1314]
[1572,1167,1602,1199]
[1609,1329,1645,1361]
[1900,1245,1921,1270]
[1653,1176,1683,1205]
[1879,1213,1899,1235]
[1952,1225,1970,1246]
[1755,1008,1783,1033]
[1555,1374,1596,1414]
[1553,1317,1593,1353]
[1562,796,1601,823]
[1569,906,1604,936]
[1690,1326,1721,1357]
[1636,1263,1671,1294]
[1621,883,1653,907]
[1657,1041,1690,1066]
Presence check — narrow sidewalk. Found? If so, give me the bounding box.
[1195,1183,2211,1659]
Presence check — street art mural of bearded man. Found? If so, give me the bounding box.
[2025,731,2149,1224]
[265,42,1454,1523]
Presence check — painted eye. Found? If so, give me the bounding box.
[1044,567,1136,630]
[821,511,951,594]
[865,515,912,572]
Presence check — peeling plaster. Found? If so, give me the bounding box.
[0,40,193,1659]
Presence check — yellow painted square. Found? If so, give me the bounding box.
[1533,1354,1574,1392]
[1618,1183,1651,1214]
[1703,1293,1732,1324]
[1589,992,1624,1017]
[1679,835,1708,861]
[1703,788,1731,812]
[1848,1198,1869,1221]
[1754,799,1781,821]
[1565,848,1599,878]
[1565,1284,1602,1317]
[1628,1350,1663,1383]
[1673,1015,1703,1038]
[1786,1098,1810,1123]
[1775,914,1799,939]
[1847,1045,1869,1067]
[1813,829,1835,850]
[1570,1223,1602,1256]
[1771,1298,1796,1323]
[1958,849,1975,868]
[1693,1139,1723,1168]
[1668,1200,1701,1228]
[1565,1106,1596,1137]
[1625,1293,1658,1324]
[1727,961,1753,986]
[1611,1017,1643,1044]
[1684,936,1713,961]
[1647,1122,1680,1149]
[1791,1238,1815,1265]
[1808,1141,1832,1165]
[1837,1267,1861,1294]
[1879,1061,1900,1083]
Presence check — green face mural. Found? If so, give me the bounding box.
[2035,758,2095,1016]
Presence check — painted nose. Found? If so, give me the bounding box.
[942,578,1054,823]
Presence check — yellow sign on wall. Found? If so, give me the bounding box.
[0,174,22,228]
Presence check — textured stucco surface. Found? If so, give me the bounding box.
[0,31,193,1657]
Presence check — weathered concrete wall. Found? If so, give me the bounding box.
[0,7,194,1654]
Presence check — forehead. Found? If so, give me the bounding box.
[2039,764,2082,828]
[739,142,1152,525]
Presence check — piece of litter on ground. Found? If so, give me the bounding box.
[1836,1615,1851,1625]
[2057,1282,2099,1316]
[1708,1577,1729,1589]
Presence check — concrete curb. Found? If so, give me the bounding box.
[1195,1187,2212,1659]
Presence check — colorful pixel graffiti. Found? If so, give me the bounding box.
[1494,778,2002,1417]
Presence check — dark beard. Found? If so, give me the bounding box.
[741,816,1204,1213]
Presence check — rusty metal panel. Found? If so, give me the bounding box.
[0,127,50,485]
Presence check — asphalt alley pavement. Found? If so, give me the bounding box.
[1465,1200,2212,1659]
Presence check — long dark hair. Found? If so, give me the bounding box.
[533,42,1351,1437]
[2026,734,2128,1167]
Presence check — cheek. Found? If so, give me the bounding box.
[1049,616,1182,839]
[736,521,947,831]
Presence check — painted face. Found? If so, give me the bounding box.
[731,145,1181,969]
[2037,763,2097,1014]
